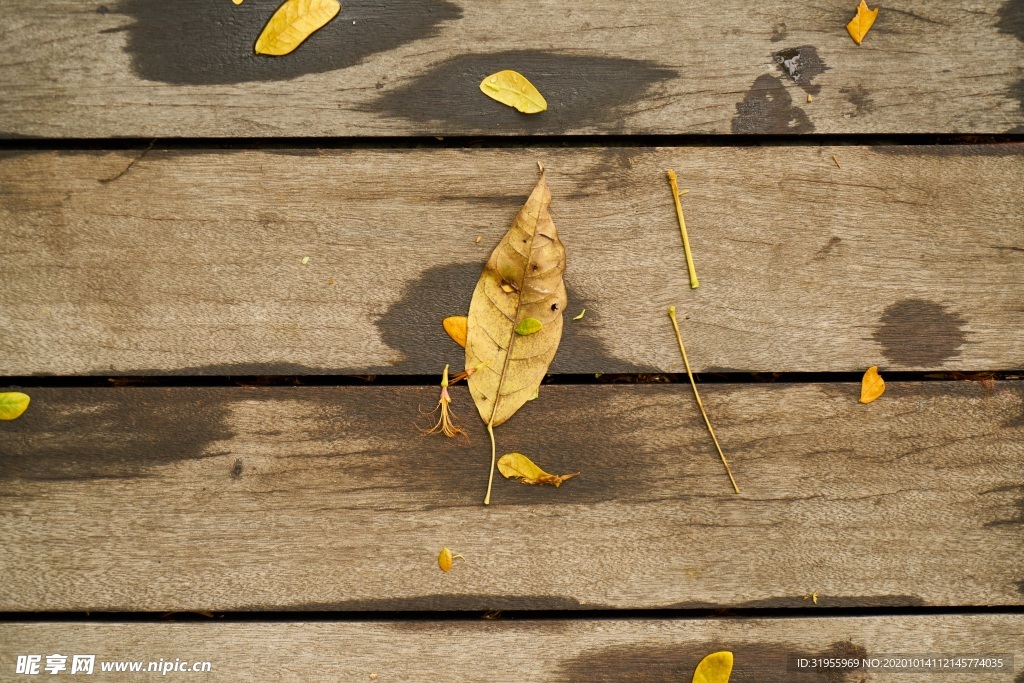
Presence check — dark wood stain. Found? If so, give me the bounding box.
[0,388,233,481]
[1017,669,1024,683]
[117,0,461,85]
[556,640,867,683]
[814,236,842,260]
[872,299,968,367]
[368,261,653,375]
[770,22,787,42]
[231,458,244,478]
[999,0,1024,132]
[363,51,676,132]
[773,46,828,96]
[839,84,873,116]
[732,74,814,134]
[280,384,665,507]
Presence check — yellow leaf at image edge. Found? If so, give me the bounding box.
[255,0,341,56]
[0,392,30,420]
[846,0,878,45]
[480,70,547,114]
[497,453,579,487]
[693,651,733,683]
[443,315,468,348]
[859,366,885,403]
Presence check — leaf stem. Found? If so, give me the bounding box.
[668,306,740,494]
[484,421,496,505]
[666,170,699,289]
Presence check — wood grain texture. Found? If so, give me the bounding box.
[0,0,1022,137]
[1,616,1021,681]
[2,146,1022,376]
[2,383,1021,611]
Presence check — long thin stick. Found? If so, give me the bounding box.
[484,422,496,505]
[668,306,740,493]
[666,170,699,288]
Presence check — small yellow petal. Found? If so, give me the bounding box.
[859,366,885,404]
[693,651,734,683]
[846,0,879,45]
[442,316,468,348]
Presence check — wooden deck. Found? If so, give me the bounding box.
[1,0,1022,680]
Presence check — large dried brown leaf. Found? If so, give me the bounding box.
[466,167,566,428]
[466,165,567,504]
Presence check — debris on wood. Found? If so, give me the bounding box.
[0,392,30,420]
[859,366,885,403]
[420,365,468,440]
[668,307,740,493]
[846,0,879,45]
[479,70,548,113]
[497,452,579,487]
[573,309,586,321]
[832,154,842,169]
[666,170,699,288]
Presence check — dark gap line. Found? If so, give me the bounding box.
[0,604,1021,624]
[1,371,1020,389]
[0,133,1021,152]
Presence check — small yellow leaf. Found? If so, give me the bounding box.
[846,0,878,45]
[573,309,585,321]
[437,547,463,572]
[693,651,733,683]
[233,0,244,5]
[859,366,885,403]
[443,316,468,348]
[438,547,453,572]
[255,0,341,57]
[497,453,579,487]
[479,70,548,114]
[0,392,30,420]
[301,256,310,265]
[515,317,543,336]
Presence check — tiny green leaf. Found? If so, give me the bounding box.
[0,392,31,420]
[573,309,585,321]
[528,388,539,401]
[514,317,543,335]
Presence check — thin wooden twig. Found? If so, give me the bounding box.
[666,170,699,288]
[668,306,740,494]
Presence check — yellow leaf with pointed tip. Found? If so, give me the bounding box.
[0,392,30,420]
[859,366,885,403]
[497,453,579,487]
[693,651,733,683]
[479,70,547,114]
[443,316,468,348]
[255,0,341,56]
[846,0,878,45]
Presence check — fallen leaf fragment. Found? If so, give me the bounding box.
[693,651,733,683]
[832,154,842,169]
[475,236,482,243]
[443,315,468,348]
[528,388,539,401]
[497,453,579,487]
[437,547,464,572]
[255,0,341,56]
[0,392,30,420]
[573,309,585,321]
[846,0,878,45]
[859,366,885,403]
[514,317,543,336]
[301,256,310,265]
[479,70,547,114]
[233,0,244,4]
[807,94,814,103]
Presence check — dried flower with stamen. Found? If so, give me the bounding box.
[420,364,468,440]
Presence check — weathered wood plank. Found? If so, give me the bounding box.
[2,146,1022,376]
[0,0,1022,137]
[1,383,1021,611]
[1,616,1021,682]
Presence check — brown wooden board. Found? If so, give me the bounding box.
[2,383,1021,612]
[2,146,1022,377]
[1,616,1022,681]
[0,1,1022,138]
